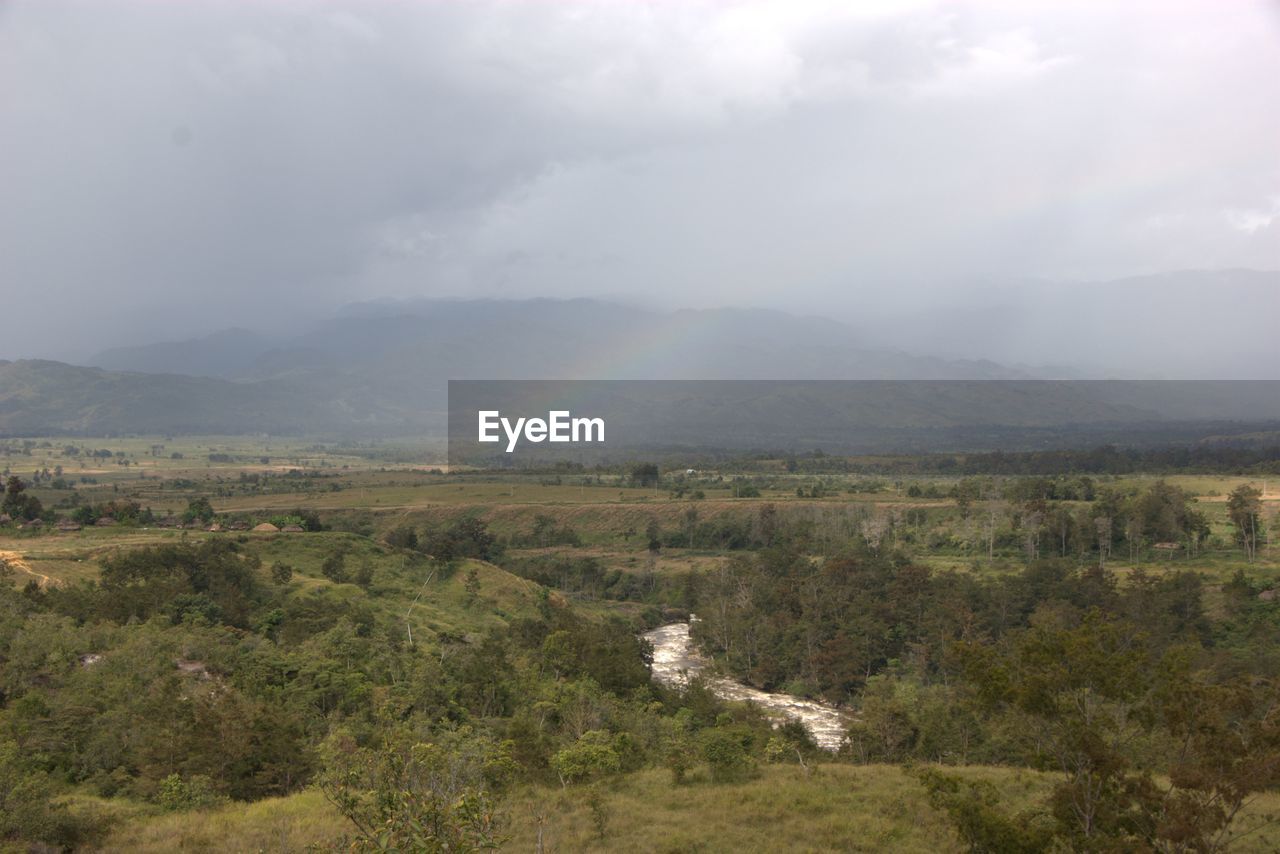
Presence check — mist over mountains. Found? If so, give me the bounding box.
[0,286,1276,442]
[847,270,1280,380]
[90,298,1027,383]
[75,268,1280,383]
[0,298,1021,437]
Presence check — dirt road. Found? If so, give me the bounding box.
[0,549,55,588]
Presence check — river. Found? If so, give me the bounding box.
[643,622,850,752]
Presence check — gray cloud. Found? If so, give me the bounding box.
[1,0,1277,370]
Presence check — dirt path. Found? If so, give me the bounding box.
[0,549,56,588]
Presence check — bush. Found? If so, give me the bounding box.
[155,773,226,812]
[913,767,1052,854]
[551,730,621,787]
[0,741,105,848]
[321,731,511,852]
[701,726,757,783]
[385,524,419,550]
[321,551,348,583]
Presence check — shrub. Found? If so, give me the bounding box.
[701,726,757,783]
[155,773,226,812]
[551,730,621,787]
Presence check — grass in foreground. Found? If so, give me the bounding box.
[88,764,1280,853]
[87,789,347,853]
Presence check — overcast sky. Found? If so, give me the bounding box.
[1,0,1277,364]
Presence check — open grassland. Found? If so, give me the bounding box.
[83,764,1280,854]
[0,524,614,642]
[5,437,1277,602]
[83,789,348,853]
[506,765,1280,853]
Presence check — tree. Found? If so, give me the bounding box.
[424,516,501,563]
[957,613,1160,844]
[321,551,348,584]
[1095,516,1113,569]
[321,730,513,852]
[700,726,756,783]
[1226,484,1263,562]
[1152,671,1280,852]
[0,740,96,849]
[532,514,555,548]
[953,479,982,519]
[915,767,1053,854]
[952,613,1280,851]
[845,677,919,763]
[354,562,374,589]
[628,462,660,489]
[464,567,481,605]
[645,517,662,553]
[97,539,260,627]
[270,562,294,584]
[983,495,1007,560]
[1,477,41,521]
[182,497,215,526]
[385,525,419,551]
[551,730,621,787]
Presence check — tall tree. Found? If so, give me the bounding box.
[1226,484,1263,562]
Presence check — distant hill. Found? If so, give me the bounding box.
[0,359,426,436]
[93,328,276,378]
[4,296,1271,441]
[4,357,1279,447]
[91,298,1028,383]
[63,298,1037,436]
[851,269,1280,379]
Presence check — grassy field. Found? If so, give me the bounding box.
[5,437,1276,600]
[81,763,1280,853]
[82,789,348,852]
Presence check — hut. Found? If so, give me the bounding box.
[252,522,280,533]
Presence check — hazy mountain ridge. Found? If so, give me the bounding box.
[850,269,1280,379]
[14,298,1030,436]
[92,328,278,378]
[0,359,429,436]
[5,294,1274,439]
[90,298,1032,383]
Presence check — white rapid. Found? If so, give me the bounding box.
[643,622,850,752]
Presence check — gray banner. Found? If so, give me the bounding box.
[447,380,1280,468]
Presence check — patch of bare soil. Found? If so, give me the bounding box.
[0,549,58,588]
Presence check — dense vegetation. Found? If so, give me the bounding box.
[0,436,1276,851]
[0,534,807,850]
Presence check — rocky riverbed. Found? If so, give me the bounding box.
[644,622,850,751]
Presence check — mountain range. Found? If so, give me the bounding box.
[1,291,1276,443]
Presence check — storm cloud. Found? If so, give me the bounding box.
[1,0,1277,368]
